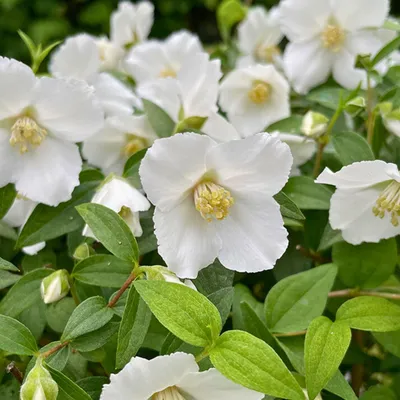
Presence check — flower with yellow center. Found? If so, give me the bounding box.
[321,23,346,52]
[159,67,177,78]
[10,116,47,154]
[100,352,264,400]
[316,160,400,245]
[255,44,281,63]
[248,81,271,104]
[140,132,292,278]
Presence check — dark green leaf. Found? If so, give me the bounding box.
[77,377,109,400]
[46,298,76,334]
[374,330,400,357]
[274,192,305,221]
[318,222,343,251]
[372,35,400,66]
[194,260,234,295]
[332,131,374,165]
[0,270,20,289]
[0,257,19,272]
[0,184,16,219]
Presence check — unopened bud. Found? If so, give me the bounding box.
[20,358,58,400]
[143,266,197,290]
[73,243,94,261]
[40,270,70,304]
[345,96,365,116]
[301,111,329,138]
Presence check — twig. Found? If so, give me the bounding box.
[6,362,23,384]
[107,272,136,308]
[329,289,400,300]
[274,330,307,338]
[295,245,329,264]
[41,341,69,359]
[352,330,365,396]
[313,142,326,178]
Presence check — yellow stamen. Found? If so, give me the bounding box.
[122,134,148,158]
[248,81,271,104]
[159,67,177,78]
[255,44,281,63]
[151,386,186,400]
[194,182,234,222]
[10,116,47,154]
[373,180,400,226]
[321,24,345,52]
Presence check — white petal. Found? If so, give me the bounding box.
[33,77,104,142]
[108,114,157,142]
[206,133,292,197]
[202,112,242,142]
[2,197,37,228]
[134,1,154,42]
[217,195,288,273]
[179,368,264,400]
[100,353,197,400]
[316,161,396,190]
[23,242,46,256]
[333,0,389,31]
[49,34,100,81]
[15,137,81,206]
[280,0,331,42]
[0,57,36,120]
[154,197,221,278]
[332,50,368,90]
[0,129,20,188]
[165,30,203,65]
[384,118,400,137]
[283,40,333,94]
[140,133,216,211]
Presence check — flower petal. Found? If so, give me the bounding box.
[202,112,242,142]
[100,353,198,400]
[23,242,46,256]
[206,133,292,197]
[154,196,221,278]
[217,195,288,273]
[0,129,20,188]
[140,133,216,211]
[33,77,104,142]
[0,57,36,120]
[2,197,37,228]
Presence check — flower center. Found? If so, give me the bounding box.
[10,116,47,154]
[118,206,132,220]
[248,81,271,104]
[122,134,148,158]
[194,182,234,222]
[372,181,400,226]
[151,386,186,400]
[159,67,177,78]
[255,44,281,63]
[321,24,345,52]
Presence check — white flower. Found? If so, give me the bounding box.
[316,160,400,244]
[82,114,157,175]
[237,6,283,68]
[100,352,264,400]
[140,132,291,278]
[280,0,390,94]
[138,52,222,124]
[110,1,154,48]
[40,269,70,304]
[0,57,103,206]
[82,176,151,238]
[219,64,290,137]
[124,31,203,84]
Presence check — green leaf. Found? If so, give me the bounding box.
[374,330,400,357]
[207,287,234,325]
[116,285,152,368]
[0,270,20,289]
[267,115,303,133]
[336,297,400,332]
[48,365,92,400]
[17,181,98,248]
[143,99,175,138]
[135,280,222,347]
[307,87,349,110]
[332,131,374,165]
[0,268,53,318]
[305,316,352,400]
[72,255,132,288]
[76,203,139,263]
[318,222,343,251]
[209,330,304,400]
[283,176,333,210]
[194,260,234,295]
[123,148,147,186]
[136,210,157,256]
[0,257,19,272]
[360,386,397,400]
[46,298,76,334]
[372,35,400,67]
[0,315,38,355]
[325,371,358,400]
[332,239,397,289]
[274,192,305,221]
[217,0,247,41]
[265,264,338,333]
[0,184,16,219]
[77,377,109,400]
[61,297,114,341]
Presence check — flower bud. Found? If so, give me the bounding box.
[143,266,197,290]
[40,270,70,304]
[344,96,365,117]
[73,243,94,261]
[301,111,329,138]
[20,358,58,400]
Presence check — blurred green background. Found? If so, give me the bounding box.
[1,0,400,64]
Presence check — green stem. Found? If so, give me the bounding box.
[195,349,210,363]
[313,142,326,178]
[329,289,400,300]
[107,272,136,308]
[366,74,376,145]
[41,342,69,359]
[274,330,307,338]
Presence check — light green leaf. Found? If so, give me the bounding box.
[265,264,337,333]
[336,297,400,332]
[0,184,16,220]
[143,99,175,138]
[76,203,139,263]
[332,239,397,289]
[135,280,222,347]
[116,285,152,368]
[0,220,18,240]
[209,330,304,400]
[217,0,247,41]
[267,115,303,133]
[0,315,38,355]
[61,297,114,341]
[72,255,132,288]
[372,35,400,66]
[332,132,374,165]
[274,192,305,221]
[374,330,400,357]
[325,371,358,400]
[284,176,333,210]
[305,316,352,400]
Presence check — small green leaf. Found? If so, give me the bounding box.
[61,296,114,342]
[332,239,397,289]
[372,35,400,67]
[209,330,304,400]
[374,330,400,357]
[217,0,247,41]
[274,192,305,221]
[207,287,234,326]
[284,176,333,210]
[123,148,148,186]
[318,222,343,251]
[0,315,38,355]
[0,184,16,219]
[116,285,152,368]
[72,255,132,288]
[307,87,350,110]
[336,297,400,332]
[135,280,222,347]
[305,316,351,400]
[265,264,337,333]
[332,132,374,165]
[0,257,19,272]
[143,99,175,138]
[76,203,139,263]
